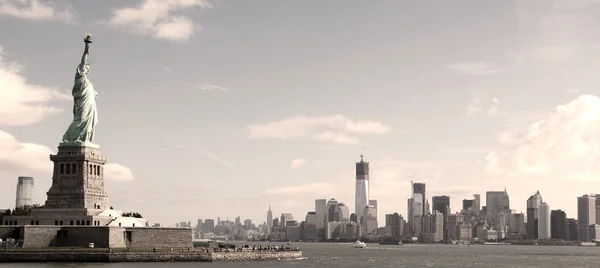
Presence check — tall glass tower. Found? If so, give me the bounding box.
[355,154,369,225]
[15,176,34,208]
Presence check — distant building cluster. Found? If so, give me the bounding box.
[156,155,600,243]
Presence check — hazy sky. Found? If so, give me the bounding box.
[2,0,600,226]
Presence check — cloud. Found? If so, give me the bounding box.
[465,97,500,117]
[448,62,501,75]
[313,132,360,145]
[487,98,500,116]
[162,135,235,168]
[0,0,75,22]
[196,148,235,168]
[0,46,70,126]
[196,83,229,92]
[105,0,211,41]
[290,158,306,169]
[0,130,134,181]
[265,182,332,196]
[485,95,600,181]
[0,130,53,173]
[104,163,135,181]
[465,97,482,117]
[246,115,391,144]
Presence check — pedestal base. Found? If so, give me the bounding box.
[59,141,99,149]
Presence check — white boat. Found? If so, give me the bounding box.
[353,240,367,248]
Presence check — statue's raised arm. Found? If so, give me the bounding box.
[81,34,92,67]
[61,33,99,147]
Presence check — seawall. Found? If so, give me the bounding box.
[0,249,302,262]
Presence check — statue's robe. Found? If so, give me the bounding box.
[62,63,98,143]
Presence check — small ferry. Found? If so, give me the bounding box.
[353,240,367,248]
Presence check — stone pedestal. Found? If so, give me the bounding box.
[44,145,110,214]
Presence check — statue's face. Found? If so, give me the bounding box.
[84,64,91,72]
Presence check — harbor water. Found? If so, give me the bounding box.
[1,242,600,268]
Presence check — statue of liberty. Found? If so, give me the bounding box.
[62,34,98,146]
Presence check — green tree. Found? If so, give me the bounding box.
[12,204,42,216]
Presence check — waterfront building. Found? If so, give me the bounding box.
[335,203,350,222]
[303,212,318,241]
[326,198,339,223]
[550,210,566,240]
[447,213,462,241]
[509,213,526,236]
[385,213,404,239]
[412,182,426,234]
[355,154,369,225]
[538,202,551,239]
[15,176,34,208]
[526,190,543,239]
[486,189,510,226]
[315,199,327,240]
[363,205,378,235]
[566,218,578,241]
[577,195,596,242]
[432,195,450,240]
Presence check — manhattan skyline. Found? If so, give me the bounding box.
[2,0,600,224]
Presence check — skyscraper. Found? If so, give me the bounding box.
[315,199,327,240]
[538,202,551,239]
[432,196,450,214]
[527,190,543,239]
[326,198,339,223]
[369,200,378,210]
[412,183,426,217]
[486,189,510,225]
[15,176,34,208]
[550,209,566,240]
[363,205,378,235]
[432,195,450,241]
[412,182,426,234]
[267,203,273,233]
[577,195,596,242]
[355,154,369,224]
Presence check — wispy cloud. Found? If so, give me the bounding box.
[246,115,391,145]
[0,45,70,126]
[163,135,235,168]
[465,96,500,117]
[465,97,482,117]
[448,62,501,75]
[290,158,306,169]
[0,0,76,22]
[265,182,332,196]
[104,0,211,41]
[196,83,229,92]
[196,148,235,169]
